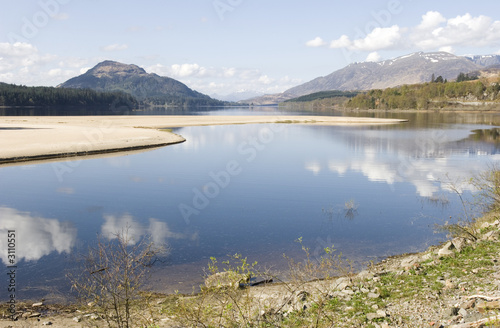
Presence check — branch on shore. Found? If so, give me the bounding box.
[449,314,500,328]
[466,295,500,301]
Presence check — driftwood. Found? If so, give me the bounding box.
[449,314,500,328]
[466,295,500,301]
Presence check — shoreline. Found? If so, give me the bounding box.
[1,216,499,327]
[0,115,407,165]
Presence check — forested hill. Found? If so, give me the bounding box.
[346,76,500,110]
[58,61,226,107]
[0,83,137,109]
[283,90,360,103]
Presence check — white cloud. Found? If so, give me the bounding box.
[305,161,322,175]
[223,67,236,77]
[417,11,446,30]
[146,63,299,95]
[328,161,348,176]
[306,37,326,47]
[329,26,402,51]
[0,42,38,57]
[366,52,382,62]
[148,63,215,79]
[322,12,500,55]
[0,41,300,96]
[412,12,500,50]
[439,46,454,54]
[102,213,144,245]
[101,43,129,52]
[101,213,195,246]
[171,63,202,77]
[0,42,66,84]
[0,207,76,264]
[352,25,402,51]
[258,74,273,85]
[330,35,352,49]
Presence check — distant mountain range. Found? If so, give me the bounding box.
[58,61,224,107]
[211,90,265,102]
[244,52,500,105]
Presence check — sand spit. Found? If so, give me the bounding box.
[0,115,407,165]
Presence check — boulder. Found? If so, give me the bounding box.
[366,310,387,321]
[438,241,454,258]
[451,237,466,253]
[357,270,374,281]
[333,277,351,291]
[482,230,500,241]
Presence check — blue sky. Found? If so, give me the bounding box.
[1,0,500,97]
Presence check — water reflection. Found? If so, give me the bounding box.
[0,207,76,264]
[101,213,198,246]
[1,110,500,300]
[304,125,495,198]
[470,128,500,145]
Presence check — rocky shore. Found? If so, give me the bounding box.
[1,214,499,327]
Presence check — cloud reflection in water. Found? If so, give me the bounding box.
[0,207,76,264]
[101,213,197,246]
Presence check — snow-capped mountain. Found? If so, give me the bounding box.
[244,52,488,105]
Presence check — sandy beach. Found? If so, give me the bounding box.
[0,115,407,165]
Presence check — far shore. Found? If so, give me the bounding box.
[0,115,407,165]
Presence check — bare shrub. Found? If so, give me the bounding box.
[68,228,166,328]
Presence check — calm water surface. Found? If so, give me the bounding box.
[1,108,500,301]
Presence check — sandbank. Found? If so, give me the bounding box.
[0,115,407,165]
